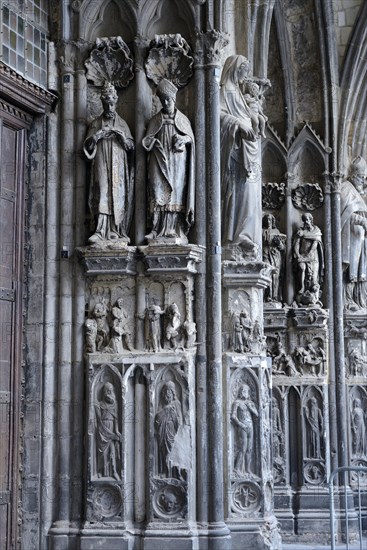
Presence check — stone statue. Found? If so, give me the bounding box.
[165,303,182,350]
[92,300,109,351]
[349,348,367,376]
[293,213,324,306]
[143,78,195,242]
[232,314,245,353]
[183,320,196,348]
[155,381,183,477]
[262,214,286,303]
[304,396,323,459]
[95,382,121,479]
[272,339,298,376]
[341,157,367,311]
[351,397,367,457]
[107,298,133,352]
[272,398,283,462]
[231,383,259,476]
[145,303,165,352]
[84,82,134,243]
[85,318,97,353]
[242,81,268,139]
[220,55,261,259]
[294,343,325,376]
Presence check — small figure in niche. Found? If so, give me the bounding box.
[143,78,195,242]
[108,298,133,352]
[92,300,109,351]
[85,318,97,353]
[95,381,121,479]
[183,320,196,348]
[304,396,323,459]
[293,213,324,306]
[165,303,182,350]
[145,303,165,352]
[155,381,183,478]
[231,383,259,476]
[84,82,134,243]
[262,214,286,303]
[351,397,367,457]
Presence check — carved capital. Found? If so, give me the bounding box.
[201,30,229,65]
[330,171,344,193]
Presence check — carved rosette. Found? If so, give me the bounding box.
[145,34,194,88]
[90,484,123,520]
[152,479,187,520]
[85,36,134,88]
[231,481,262,515]
[291,183,324,210]
[262,182,286,210]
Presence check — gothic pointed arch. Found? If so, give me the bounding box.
[79,0,137,42]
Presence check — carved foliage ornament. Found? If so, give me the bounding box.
[262,182,286,210]
[291,183,324,211]
[85,37,134,88]
[145,34,193,88]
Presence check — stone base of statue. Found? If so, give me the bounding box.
[77,244,137,275]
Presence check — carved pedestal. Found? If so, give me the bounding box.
[79,244,203,549]
[223,263,281,550]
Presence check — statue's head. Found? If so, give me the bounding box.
[162,381,176,403]
[102,381,116,403]
[246,81,260,97]
[157,78,177,115]
[349,156,367,194]
[101,82,118,118]
[239,383,250,400]
[302,212,314,230]
[263,213,275,229]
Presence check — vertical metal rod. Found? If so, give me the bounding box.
[345,470,349,550]
[330,471,336,550]
[358,474,362,550]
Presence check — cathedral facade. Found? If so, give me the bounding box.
[0,1,367,548]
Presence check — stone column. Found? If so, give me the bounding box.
[203,30,231,549]
[193,32,208,526]
[330,172,348,471]
[49,40,77,550]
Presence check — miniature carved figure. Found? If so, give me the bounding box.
[107,298,133,352]
[262,214,286,303]
[155,381,183,477]
[272,339,298,376]
[272,398,283,462]
[95,382,121,479]
[84,83,135,243]
[183,320,196,348]
[304,396,323,459]
[143,78,195,242]
[92,300,109,351]
[250,319,266,354]
[293,213,324,306]
[242,81,268,138]
[294,342,325,376]
[351,398,367,456]
[220,55,262,258]
[165,303,182,350]
[85,318,97,353]
[145,304,165,352]
[231,384,259,476]
[240,311,252,350]
[349,348,367,377]
[341,157,367,310]
[232,314,245,353]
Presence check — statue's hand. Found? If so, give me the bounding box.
[173,134,188,152]
[239,125,256,142]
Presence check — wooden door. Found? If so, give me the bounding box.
[0,103,28,550]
